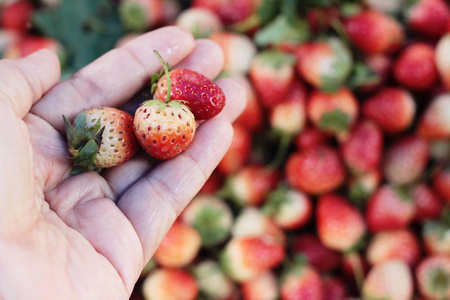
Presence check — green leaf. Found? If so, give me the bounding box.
[255,15,310,47]
[281,0,298,23]
[349,62,380,90]
[319,109,351,133]
[257,0,281,25]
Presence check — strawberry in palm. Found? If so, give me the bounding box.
[134,51,196,160]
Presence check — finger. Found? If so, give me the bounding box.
[103,77,246,197]
[32,26,195,132]
[117,118,233,261]
[0,49,60,118]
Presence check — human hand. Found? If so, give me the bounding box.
[0,26,246,299]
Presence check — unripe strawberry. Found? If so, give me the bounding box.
[242,272,278,300]
[416,255,450,300]
[362,260,414,300]
[119,0,163,31]
[218,124,252,175]
[175,8,223,38]
[406,0,450,38]
[63,107,139,173]
[383,135,430,185]
[317,194,366,252]
[181,195,233,247]
[193,260,236,300]
[142,268,198,300]
[418,93,450,139]
[280,263,324,300]
[433,166,450,202]
[292,234,341,272]
[296,37,352,93]
[154,222,201,268]
[414,184,443,222]
[307,88,358,136]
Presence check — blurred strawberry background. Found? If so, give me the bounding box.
[2,0,450,299]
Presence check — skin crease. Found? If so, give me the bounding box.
[0,26,246,299]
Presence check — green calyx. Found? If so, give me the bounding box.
[256,49,296,70]
[320,38,353,93]
[394,186,413,202]
[63,111,104,174]
[319,108,350,133]
[263,186,289,217]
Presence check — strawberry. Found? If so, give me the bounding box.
[234,76,264,132]
[119,0,163,31]
[322,277,347,300]
[154,221,201,268]
[241,272,278,300]
[414,184,443,222]
[192,0,257,25]
[317,194,366,252]
[423,209,450,255]
[418,93,450,139]
[218,124,252,175]
[0,0,33,33]
[286,146,346,195]
[226,165,281,206]
[294,127,330,150]
[232,207,285,245]
[366,185,416,233]
[291,234,341,272]
[209,32,257,75]
[142,268,198,300]
[263,187,312,230]
[63,107,139,173]
[199,171,224,194]
[249,50,296,109]
[181,195,233,246]
[406,0,450,38]
[307,88,358,136]
[280,263,324,300]
[134,51,196,160]
[383,135,430,185]
[344,10,404,55]
[393,43,438,91]
[340,121,383,175]
[296,37,352,93]
[153,67,226,121]
[221,236,285,282]
[193,260,236,300]
[416,255,450,300]
[356,54,392,93]
[348,168,382,206]
[269,80,307,136]
[362,260,414,300]
[433,166,450,202]
[436,34,450,90]
[363,87,416,134]
[4,36,65,62]
[175,8,223,38]
[367,229,421,266]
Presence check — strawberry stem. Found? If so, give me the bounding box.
[153,50,171,103]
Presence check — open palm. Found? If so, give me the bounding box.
[0,27,245,299]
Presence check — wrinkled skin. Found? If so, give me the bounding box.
[0,26,245,299]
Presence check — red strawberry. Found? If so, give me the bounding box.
[241,272,278,300]
[175,8,223,38]
[209,32,257,75]
[153,68,226,120]
[322,277,347,300]
[280,263,324,300]
[234,76,264,132]
[393,43,438,91]
[218,124,252,175]
[433,166,450,202]
[249,50,296,109]
[294,127,330,150]
[340,121,383,175]
[181,195,233,246]
[436,34,450,90]
[269,80,307,136]
[366,185,416,233]
[414,184,443,222]
[292,234,341,272]
[119,0,163,31]
[221,236,285,282]
[193,260,236,300]
[418,93,450,139]
[227,165,281,206]
[192,0,256,25]
[344,10,404,55]
[363,87,416,134]
[263,187,312,230]
[63,107,139,173]
[199,171,224,194]
[383,135,430,185]
[348,168,382,206]
[307,88,358,136]
[362,260,414,300]
[416,255,450,300]
[286,146,346,195]
[317,194,366,252]
[0,0,33,33]
[142,268,198,300]
[367,229,421,266]
[4,36,65,60]
[296,37,352,92]
[154,222,201,268]
[406,0,450,38]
